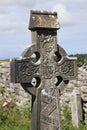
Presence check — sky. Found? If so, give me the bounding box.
[0,0,87,59]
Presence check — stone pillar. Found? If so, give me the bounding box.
[81,85,87,123]
[71,89,83,127]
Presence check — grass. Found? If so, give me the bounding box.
[1,101,87,130]
[0,99,31,130]
[0,60,9,63]
[0,97,87,130]
[62,105,87,130]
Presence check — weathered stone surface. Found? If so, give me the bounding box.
[29,10,60,29]
[10,10,77,130]
[80,86,87,93]
[71,89,83,127]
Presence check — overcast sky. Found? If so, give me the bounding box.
[0,0,87,59]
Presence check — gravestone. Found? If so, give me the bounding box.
[10,10,77,130]
[71,89,83,127]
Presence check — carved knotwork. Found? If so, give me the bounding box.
[10,10,77,130]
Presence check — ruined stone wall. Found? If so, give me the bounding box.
[61,63,87,122]
[0,61,31,108]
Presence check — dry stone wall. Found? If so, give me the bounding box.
[60,63,87,100]
[60,63,87,122]
[0,61,31,108]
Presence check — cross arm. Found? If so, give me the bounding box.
[10,58,40,83]
[55,56,77,80]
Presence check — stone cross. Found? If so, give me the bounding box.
[10,10,77,130]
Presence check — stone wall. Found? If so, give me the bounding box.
[0,61,87,121]
[60,63,87,123]
[61,63,87,103]
[0,61,31,108]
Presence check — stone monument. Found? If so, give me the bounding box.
[10,10,77,130]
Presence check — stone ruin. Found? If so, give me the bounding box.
[10,10,77,130]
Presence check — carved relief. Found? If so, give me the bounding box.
[41,90,59,130]
[30,12,59,29]
[42,63,55,79]
[16,59,39,82]
[40,35,55,53]
[60,60,74,76]
[38,31,56,49]
[37,31,56,63]
[32,15,41,27]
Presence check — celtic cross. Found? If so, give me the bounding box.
[10,10,77,130]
